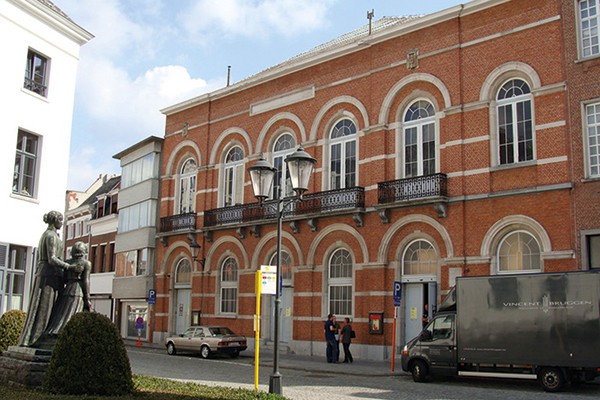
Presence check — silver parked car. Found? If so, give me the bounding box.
[165,326,247,358]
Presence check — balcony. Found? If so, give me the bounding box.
[204,187,365,228]
[160,212,196,233]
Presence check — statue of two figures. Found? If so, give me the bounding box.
[18,211,92,349]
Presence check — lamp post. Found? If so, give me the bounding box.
[248,147,316,395]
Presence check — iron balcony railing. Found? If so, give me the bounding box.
[24,77,47,97]
[160,212,196,232]
[378,173,447,204]
[204,187,365,228]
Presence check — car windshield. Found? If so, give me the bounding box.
[209,327,234,336]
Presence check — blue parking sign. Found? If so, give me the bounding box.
[393,281,402,306]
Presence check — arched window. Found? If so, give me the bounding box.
[272,133,296,199]
[497,231,541,273]
[328,249,353,316]
[402,240,437,276]
[175,259,191,286]
[496,79,534,165]
[220,257,238,313]
[223,147,244,207]
[403,100,436,177]
[269,250,292,281]
[178,159,196,214]
[329,119,357,190]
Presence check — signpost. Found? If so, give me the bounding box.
[135,316,144,346]
[148,289,156,305]
[392,281,402,371]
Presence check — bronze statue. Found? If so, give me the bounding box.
[45,241,92,335]
[18,211,73,348]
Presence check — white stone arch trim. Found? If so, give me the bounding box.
[377,214,454,264]
[306,223,369,268]
[157,240,196,276]
[379,73,452,125]
[256,112,307,154]
[164,140,202,177]
[479,215,552,259]
[251,229,304,270]
[309,95,369,142]
[479,61,542,102]
[205,235,250,272]
[209,127,253,165]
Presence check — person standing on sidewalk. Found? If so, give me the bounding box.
[340,317,354,363]
[324,314,338,363]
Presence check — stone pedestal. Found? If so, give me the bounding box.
[0,346,52,388]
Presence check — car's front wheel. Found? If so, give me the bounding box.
[200,345,211,359]
[166,342,177,356]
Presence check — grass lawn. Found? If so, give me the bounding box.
[0,374,287,400]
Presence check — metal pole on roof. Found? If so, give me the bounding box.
[367,9,374,35]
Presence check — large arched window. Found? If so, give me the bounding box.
[175,259,191,286]
[178,159,196,214]
[497,231,541,273]
[220,257,238,313]
[403,100,436,177]
[223,147,244,207]
[402,240,437,276]
[328,249,353,316]
[329,119,357,190]
[272,133,296,199]
[269,250,292,281]
[496,79,534,165]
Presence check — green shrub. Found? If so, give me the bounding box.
[43,312,133,396]
[0,309,26,352]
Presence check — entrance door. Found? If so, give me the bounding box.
[402,280,437,344]
[281,286,292,342]
[175,289,190,335]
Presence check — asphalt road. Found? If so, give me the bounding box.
[127,346,600,400]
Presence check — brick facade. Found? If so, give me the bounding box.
[153,0,597,360]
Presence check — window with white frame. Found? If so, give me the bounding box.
[403,100,436,177]
[496,79,534,165]
[586,234,600,269]
[328,249,353,316]
[24,49,49,97]
[121,153,158,189]
[175,258,191,285]
[220,257,238,313]
[329,119,357,189]
[223,147,244,207]
[579,0,600,58]
[403,240,437,275]
[268,250,292,281]
[497,231,541,273]
[118,200,156,232]
[179,159,197,214]
[585,102,600,177]
[13,130,39,197]
[272,134,296,199]
[0,244,27,313]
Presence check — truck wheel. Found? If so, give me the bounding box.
[166,342,176,355]
[200,345,211,359]
[539,367,565,392]
[411,360,429,382]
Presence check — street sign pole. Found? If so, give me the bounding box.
[392,281,402,371]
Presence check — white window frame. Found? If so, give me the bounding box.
[220,257,238,314]
[402,239,437,276]
[402,100,437,178]
[578,0,600,59]
[584,101,600,178]
[497,230,542,274]
[496,79,535,166]
[272,133,296,199]
[222,147,244,207]
[178,158,197,214]
[13,130,39,198]
[327,248,353,317]
[328,119,357,190]
[24,49,49,97]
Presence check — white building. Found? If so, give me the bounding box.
[0,0,92,314]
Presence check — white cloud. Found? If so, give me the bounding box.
[180,0,334,39]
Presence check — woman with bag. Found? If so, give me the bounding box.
[340,317,354,363]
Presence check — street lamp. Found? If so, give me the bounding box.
[248,147,316,395]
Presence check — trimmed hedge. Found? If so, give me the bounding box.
[43,312,133,396]
[0,310,26,352]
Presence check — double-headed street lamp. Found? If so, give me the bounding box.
[248,147,316,395]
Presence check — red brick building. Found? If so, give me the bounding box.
[153,0,597,360]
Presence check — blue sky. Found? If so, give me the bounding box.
[56,0,464,191]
